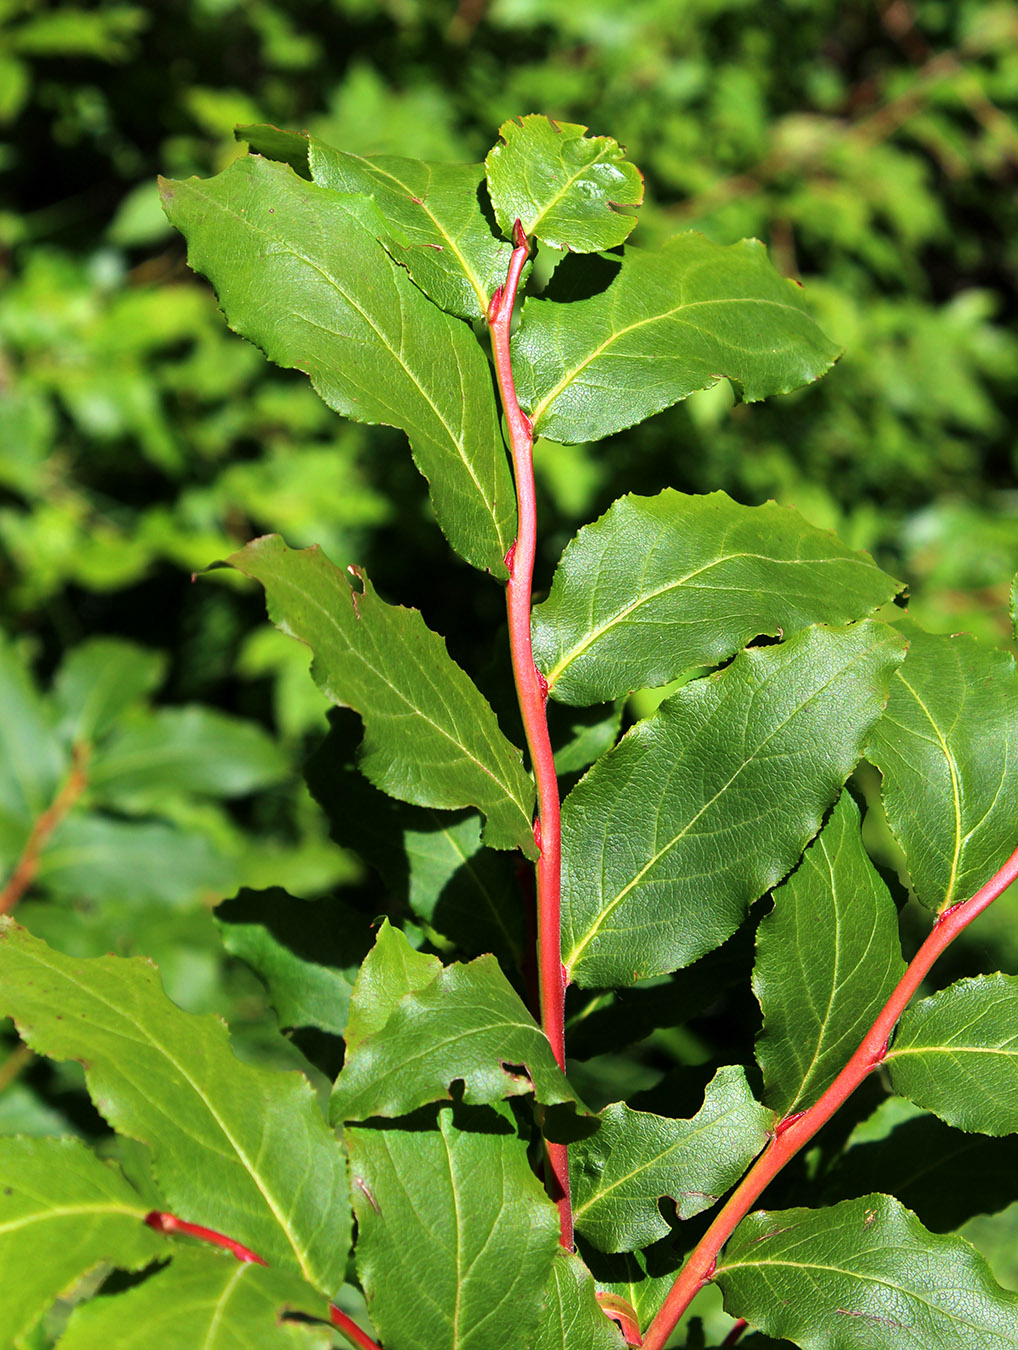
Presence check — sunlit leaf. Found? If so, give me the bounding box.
[485,114,643,252]
[348,1106,560,1350]
[754,791,906,1117]
[513,233,839,444]
[57,1247,332,1349]
[572,1066,770,1252]
[0,1136,164,1347]
[160,156,515,574]
[868,623,1018,910]
[886,974,1018,1136]
[240,125,513,321]
[716,1195,1018,1347]
[562,622,906,987]
[534,491,901,705]
[534,1250,625,1350]
[332,942,583,1123]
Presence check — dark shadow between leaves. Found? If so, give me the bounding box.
[821,1109,1018,1232]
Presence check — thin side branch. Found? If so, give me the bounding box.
[488,220,572,1248]
[0,743,90,915]
[329,1303,384,1350]
[642,841,1018,1348]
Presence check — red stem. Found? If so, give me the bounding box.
[489,220,571,1248]
[144,1210,267,1265]
[1,743,90,915]
[642,841,1018,1349]
[330,1303,384,1350]
[144,1211,382,1347]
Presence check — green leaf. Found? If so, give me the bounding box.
[534,491,902,705]
[342,919,441,1053]
[867,623,1018,910]
[160,156,515,575]
[572,1065,770,1253]
[214,888,375,1036]
[348,1106,560,1350]
[331,946,583,1123]
[240,125,514,321]
[0,920,350,1294]
[512,233,841,444]
[225,535,536,857]
[57,1247,332,1349]
[562,622,906,988]
[754,791,906,1118]
[51,638,164,744]
[886,974,1018,1135]
[716,1194,1018,1347]
[0,1136,165,1347]
[485,115,643,252]
[89,706,287,806]
[534,1250,625,1350]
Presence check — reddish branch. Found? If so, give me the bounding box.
[642,841,1018,1349]
[329,1303,384,1350]
[144,1210,268,1264]
[0,743,90,915]
[488,220,572,1248]
[144,1212,382,1348]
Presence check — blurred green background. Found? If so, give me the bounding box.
[1,0,1018,1332]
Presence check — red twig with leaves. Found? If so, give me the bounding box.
[488,219,572,1248]
[642,841,1018,1348]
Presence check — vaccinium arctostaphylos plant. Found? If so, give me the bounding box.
[2,115,1018,1349]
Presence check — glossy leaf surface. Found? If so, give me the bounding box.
[226,535,536,857]
[58,1247,331,1349]
[562,622,906,987]
[160,156,514,575]
[886,974,1018,1135]
[0,1136,164,1347]
[754,791,906,1117]
[348,1107,560,1350]
[572,1066,770,1252]
[332,948,582,1123]
[868,623,1018,910]
[716,1194,1018,1347]
[513,232,840,444]
[485,115,643,252]
[0,920,349,1293]
[534,491,901,705]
